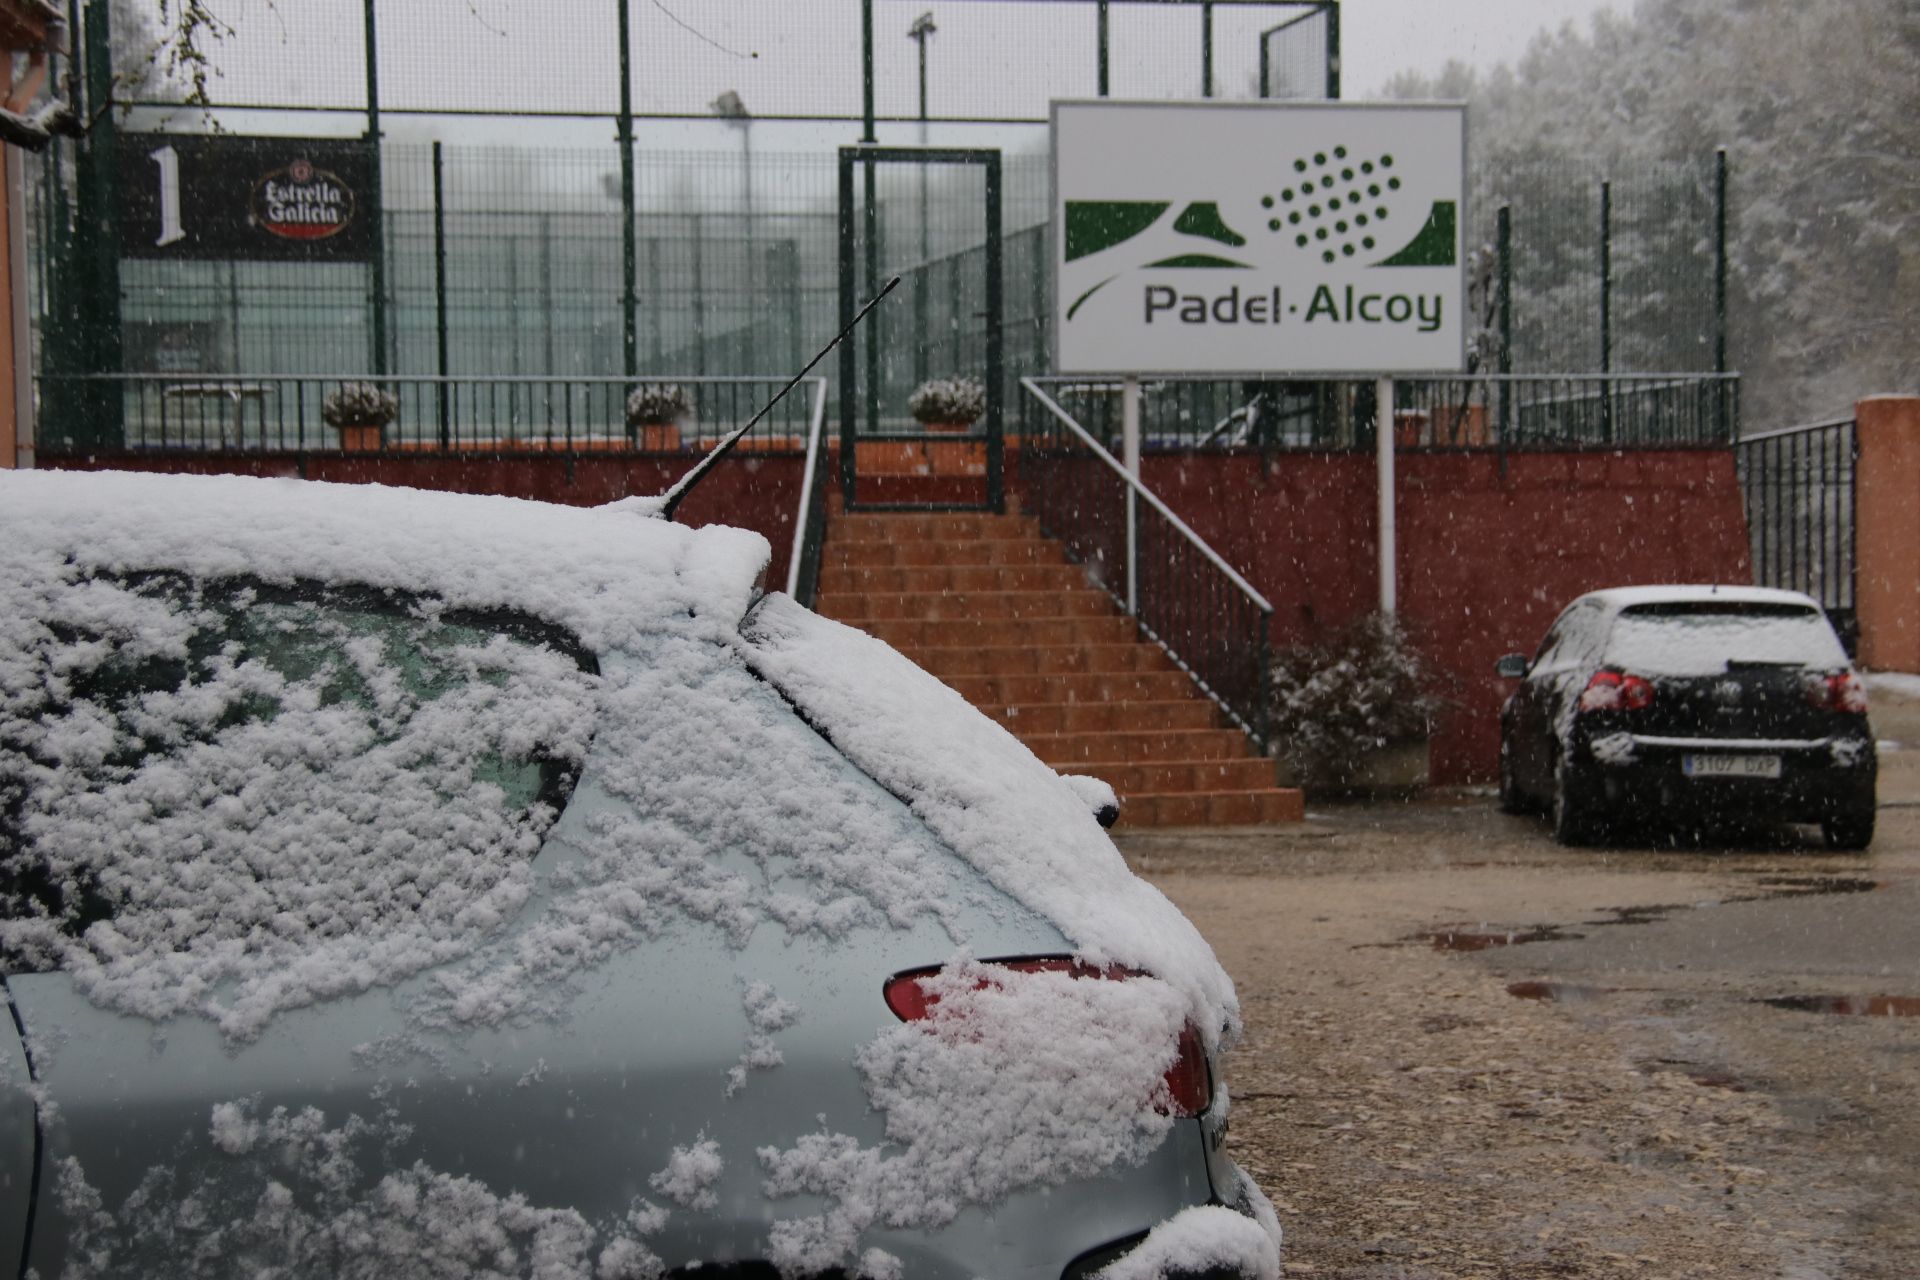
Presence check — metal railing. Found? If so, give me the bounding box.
[34,374,821,456]
[1735,416,1857,649]
[1020,373,1740,454]
[785,379,833,607]
[1021,378,1274,747]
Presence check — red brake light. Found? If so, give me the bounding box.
[1807,671,1868,714]
[881,957,1214,1117]
[1578,669,1653,712]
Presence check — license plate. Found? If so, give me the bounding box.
[1682,753,1781,779]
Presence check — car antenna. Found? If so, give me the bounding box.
[655,275,901,522]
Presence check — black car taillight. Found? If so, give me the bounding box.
[1578,669,1654,712]
[1806,671,1868,714]
[882,957,1214,1117]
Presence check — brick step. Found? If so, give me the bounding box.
[819,564,1092,595]
[980,700,1221,735]
[1055,758,1278,794]
[856,616,1139,650]
[944,670,1201,704]
[815,590,1118,623]
[825,490,1024,516]
[1121,789,1306,828]
[1024,729,1254,765]
[826,540,1069,569]
[909,644,1176,678]
[830,514,1041,543]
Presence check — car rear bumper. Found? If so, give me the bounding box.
[1572,731,1876,821]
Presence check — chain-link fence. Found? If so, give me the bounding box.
[31,0,1731,455]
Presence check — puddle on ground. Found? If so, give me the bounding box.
[1506,980,1614,1003]
[1751,876,1883,897]
[1420,926,1576,952]
[1760,994,1920,1018]
[1584,903,1692,927]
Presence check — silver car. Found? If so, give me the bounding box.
[0,471,1279,1279]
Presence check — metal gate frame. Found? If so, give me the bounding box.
[837,145,1004,513]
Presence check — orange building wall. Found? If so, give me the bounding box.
[1855,396,1920,672]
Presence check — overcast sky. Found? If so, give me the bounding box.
[1341,0,1624,95]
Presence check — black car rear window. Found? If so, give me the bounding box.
[1605,601,1848,675]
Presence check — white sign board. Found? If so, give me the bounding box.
[1052,100,1467,375]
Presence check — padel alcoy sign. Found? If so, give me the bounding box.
[1051,100,1467,375]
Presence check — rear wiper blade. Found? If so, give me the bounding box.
[1725,659,1806,671]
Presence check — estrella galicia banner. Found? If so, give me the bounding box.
[119,134,377,262]
[1051,101,1466,375]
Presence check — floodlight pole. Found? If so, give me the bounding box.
[909,13,935,386]
[1376,374,1396,616]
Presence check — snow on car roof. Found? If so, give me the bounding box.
[0,470,771,649]
[1573,584,1825,614]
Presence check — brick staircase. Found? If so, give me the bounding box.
[812,504,1304,827]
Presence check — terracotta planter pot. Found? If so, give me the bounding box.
[918,420,976,435]
[334,422,385,452]
[629,422,683,451]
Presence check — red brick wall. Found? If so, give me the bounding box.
[1140,448,1754,783]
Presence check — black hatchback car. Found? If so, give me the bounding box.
[1496,586,1876,848]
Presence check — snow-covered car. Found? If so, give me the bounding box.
[0,470,1279,1279]
[1495,585,1876,848]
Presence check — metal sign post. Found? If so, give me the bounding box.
[1122,374,1141,612]
[1376,374,1395,615]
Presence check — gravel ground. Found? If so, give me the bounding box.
[1119,685,1920,1279]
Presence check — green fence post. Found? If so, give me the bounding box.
[1326,0,1341,99]
[1097,0,1110,96]
[71,0,124,446]
[364,0,387,378]
[1600,179,1612,444]
[432,141,450,448]
[618,0,638,381]
[861,0,876,143]
[1497,203,1512,446]
[1714,147,1728,376]
[1201,2,1214,97]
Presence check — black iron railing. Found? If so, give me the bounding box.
[1735,416,1857,649]
[785,380,833,608]
[1022,373,1740,453]
[1021,378,1274,747]
[33,374,822,456]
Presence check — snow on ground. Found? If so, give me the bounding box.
[1865,671,1920,700]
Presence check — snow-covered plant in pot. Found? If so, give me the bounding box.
[321,383,396,452]
[1267,613,1442,795]
[908,375,986,434]
[625,383,689,451]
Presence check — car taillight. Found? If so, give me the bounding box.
[1578,669,1654,712]
[1807,671,1868,714]
[882,957,1214,1117]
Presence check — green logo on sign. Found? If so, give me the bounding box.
[1064,144,1454,321]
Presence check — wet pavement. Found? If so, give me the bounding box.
[1116,681,1920,1278]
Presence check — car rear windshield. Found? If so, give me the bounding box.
[1604,601,1848,676]
[1,572,598,985]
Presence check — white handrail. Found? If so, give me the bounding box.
[785,378,831,599]
[1021,377,1274,615]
